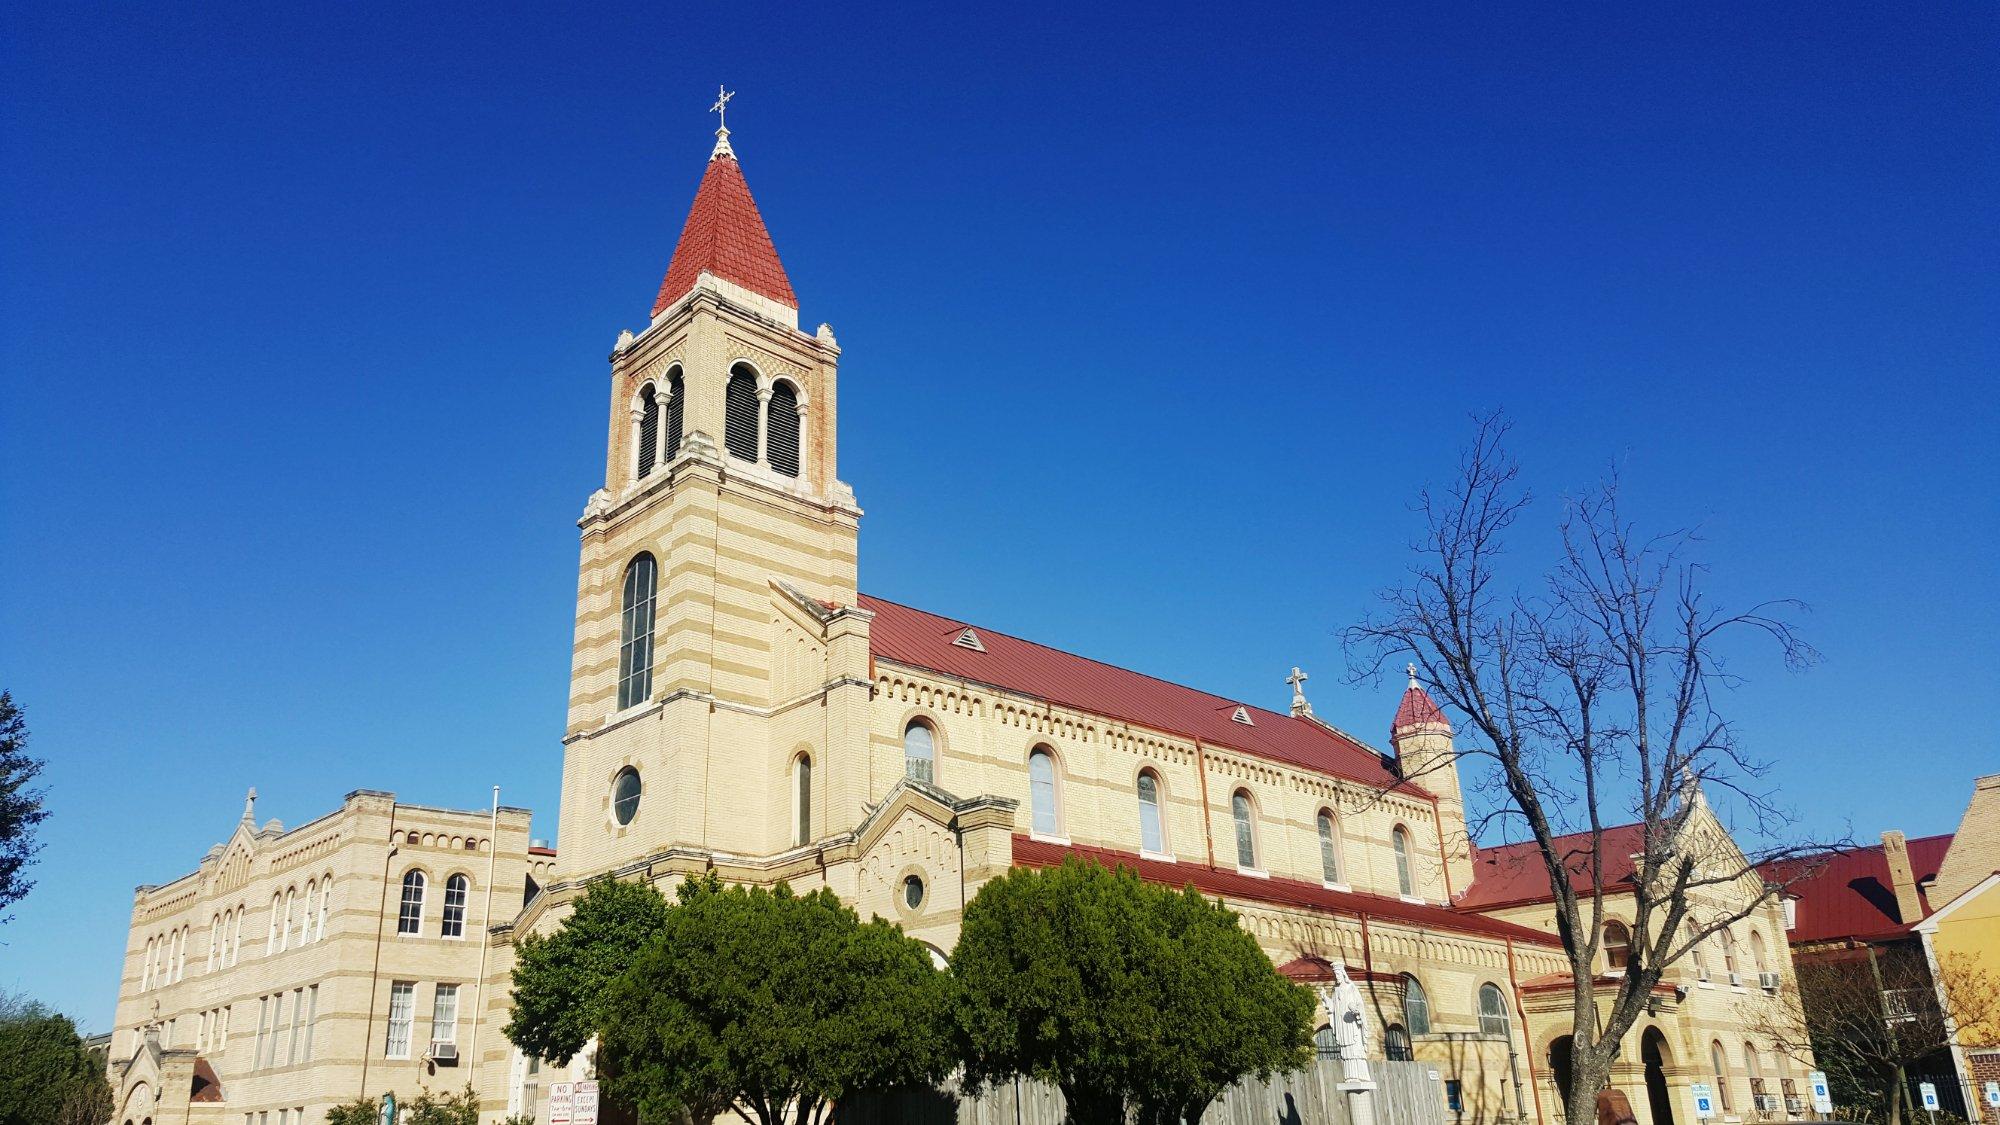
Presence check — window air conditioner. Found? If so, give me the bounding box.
[1785,1097,1805,1114]
[1754,1094,1781,1112]
[429,1041,459,1064]
[1727,971,1742,987]
[1759,972,1780,991]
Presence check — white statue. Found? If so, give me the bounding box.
[1331,961,1369,1060]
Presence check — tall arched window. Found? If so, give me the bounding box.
[1722,929,1740,979]
[1402,974,1432,1035]
[397,870,426,935]
[1392,825,1415,896]
[768,381,800,477]
[317,877,332,942]
[1231,790,1258,869]
[794,754,813,846]
[1751,930,1769,976]
[1693,941,1709,981]
[1028,748,1061,837]
[725,365,760,462]
[208,916,220,972]
[617,553,658,711]
[295,883,312,948]
[1710,1041,1732,1111]
[233,906,245,965]
[268,893,282,952]
[1477,982,1510,1037]
[1137,771,1165,855]
[1317,810,1342,884]
[1604,920,1632,971]
[635,383,660,480]
[1746,1041,1765,1102]
[663,371,684,461]
[903,720,935,784]
[441,874,470,938]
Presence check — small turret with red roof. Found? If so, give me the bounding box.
[1390,664,1473,899]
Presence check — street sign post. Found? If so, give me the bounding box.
[1691,1082,1716,1120]
[549,1082,576,1125]
[1809,1071,1833,1114]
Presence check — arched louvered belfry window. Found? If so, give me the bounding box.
[617,554,657,710]
[724,365,760,462]
[635,384,660,480]
[767,380,800,477]
[663,370,684,461]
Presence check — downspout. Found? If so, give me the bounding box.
[1194,738,1216,867]
[1507,936,1541,1125]
[360,805,400,1098]
[467,786,500,1093]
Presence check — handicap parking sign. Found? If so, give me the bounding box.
[1691,1083,1715,1120]
[1919,1082,1939,1112]
[1810,1070,1833,1113]
[1983,1081,1999,1109]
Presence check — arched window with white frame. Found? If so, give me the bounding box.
[1137,770,1166,856]
[397,870,426,935]
[1028,747,1062,837]
[1402,973,1431,1035]
[617,553,658,711]
[1231,790,1259,870]
[903,719,936,784]
[1478,982,1510,1037]
[441,874,470,938]
[1317,809,1342,884]
[1392,825,1415,896]
[1604,919,1632,972]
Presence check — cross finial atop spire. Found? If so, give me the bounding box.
[242,786,257,822]
[709,85,736,160]
[1287,667,1312,717]
[1407,662,1420,689]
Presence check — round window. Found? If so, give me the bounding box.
[903,874,925,910]
[611,768,641,826]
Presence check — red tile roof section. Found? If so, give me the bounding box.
[528,846,557,857]
[1759,834,1954,944]
[1011,835,1563,948]
[1392,683,1449,733]
[1456,823,1650,911]
[861,594,1419,793]
[651,153,797,316]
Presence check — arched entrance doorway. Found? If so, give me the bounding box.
[1550,1036,1575,1104]
[1642,1028,1675,1125]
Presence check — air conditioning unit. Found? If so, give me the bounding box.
[429,1041,459,1064]
[1759,972,1780,991]
[1727,971,1742,987]
[1785,1097,1805,1114]
[1754,1094,1781,1112]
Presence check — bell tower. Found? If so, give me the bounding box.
[553,105,872,882]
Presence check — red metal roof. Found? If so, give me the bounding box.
[1011,835,1563,948]
[861,594,1418,793]
[652,152,796,316]
[1392,683,1449,733]
[1455,822,1650,911]
[1759,834,1954,944]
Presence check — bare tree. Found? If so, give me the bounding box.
[1346,412,1834,1125]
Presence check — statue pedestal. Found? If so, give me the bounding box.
[1339,1063,1378,1125]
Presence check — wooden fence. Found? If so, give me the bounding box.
[833,1058,1448,1125]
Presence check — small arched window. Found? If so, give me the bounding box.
[1392,825,1415,896]
[794,754,813,846]
[1314,1024,1340,1059]
[268,893,282,952]
[725,365,760,462]
[397,870,426,935]
[1028,748,1061,837]
[1693,941,1709,981]
[1710,1041,1732,1110]
[768,380,800,477]
[617,554,658,711]
[1746,1041,1764,1095]
[1137,771,1165,855]
[1317,809,1342,884]
[1477,982,1510,1037]
[636,383,660,480]
[1385,1024,1413,1061]
[1722,929,1740,976]
[664,371,684,461]
[441,874,470,938]
[1604,920,1632,971]
[903,720,935,784]
[207,916,220,972]
[1231,790,1258,869]
[1402,974,1431,1035]
[1751,930,1769,975]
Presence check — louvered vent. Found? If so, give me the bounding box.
[1231,706,1254,725]
[952,628,986,652]
[724,368,759,462]
[635,387,659,479]
[663,373,684,461]
[768,382,800,477]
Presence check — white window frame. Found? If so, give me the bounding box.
[385,981,416,1059]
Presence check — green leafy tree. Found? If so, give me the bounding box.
[0,693,49,922]
[506,877,670,1066]
[598,873,957,1125]
[323,1099,380,1125]
[954,858,1315,1125]
[402,1085,480,1125]
[0,993,114,1125]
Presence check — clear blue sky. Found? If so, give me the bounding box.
[2,3,1994,1032]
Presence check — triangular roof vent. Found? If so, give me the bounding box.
[1231,706,1254,726]
[952,628,986,653]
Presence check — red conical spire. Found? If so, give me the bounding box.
[651,139,797,317]
[1392,663,1451,733]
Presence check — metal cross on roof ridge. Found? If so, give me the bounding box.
[710,85,735,130]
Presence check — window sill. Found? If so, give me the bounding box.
[598,699,663,734]
[1323,881,1352,893]
[1140,850,1177,864]
[1028,832,1070,847]
[1696,980,1714,989]
[1238,867,1270,880]
[1399,894,1426,905]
